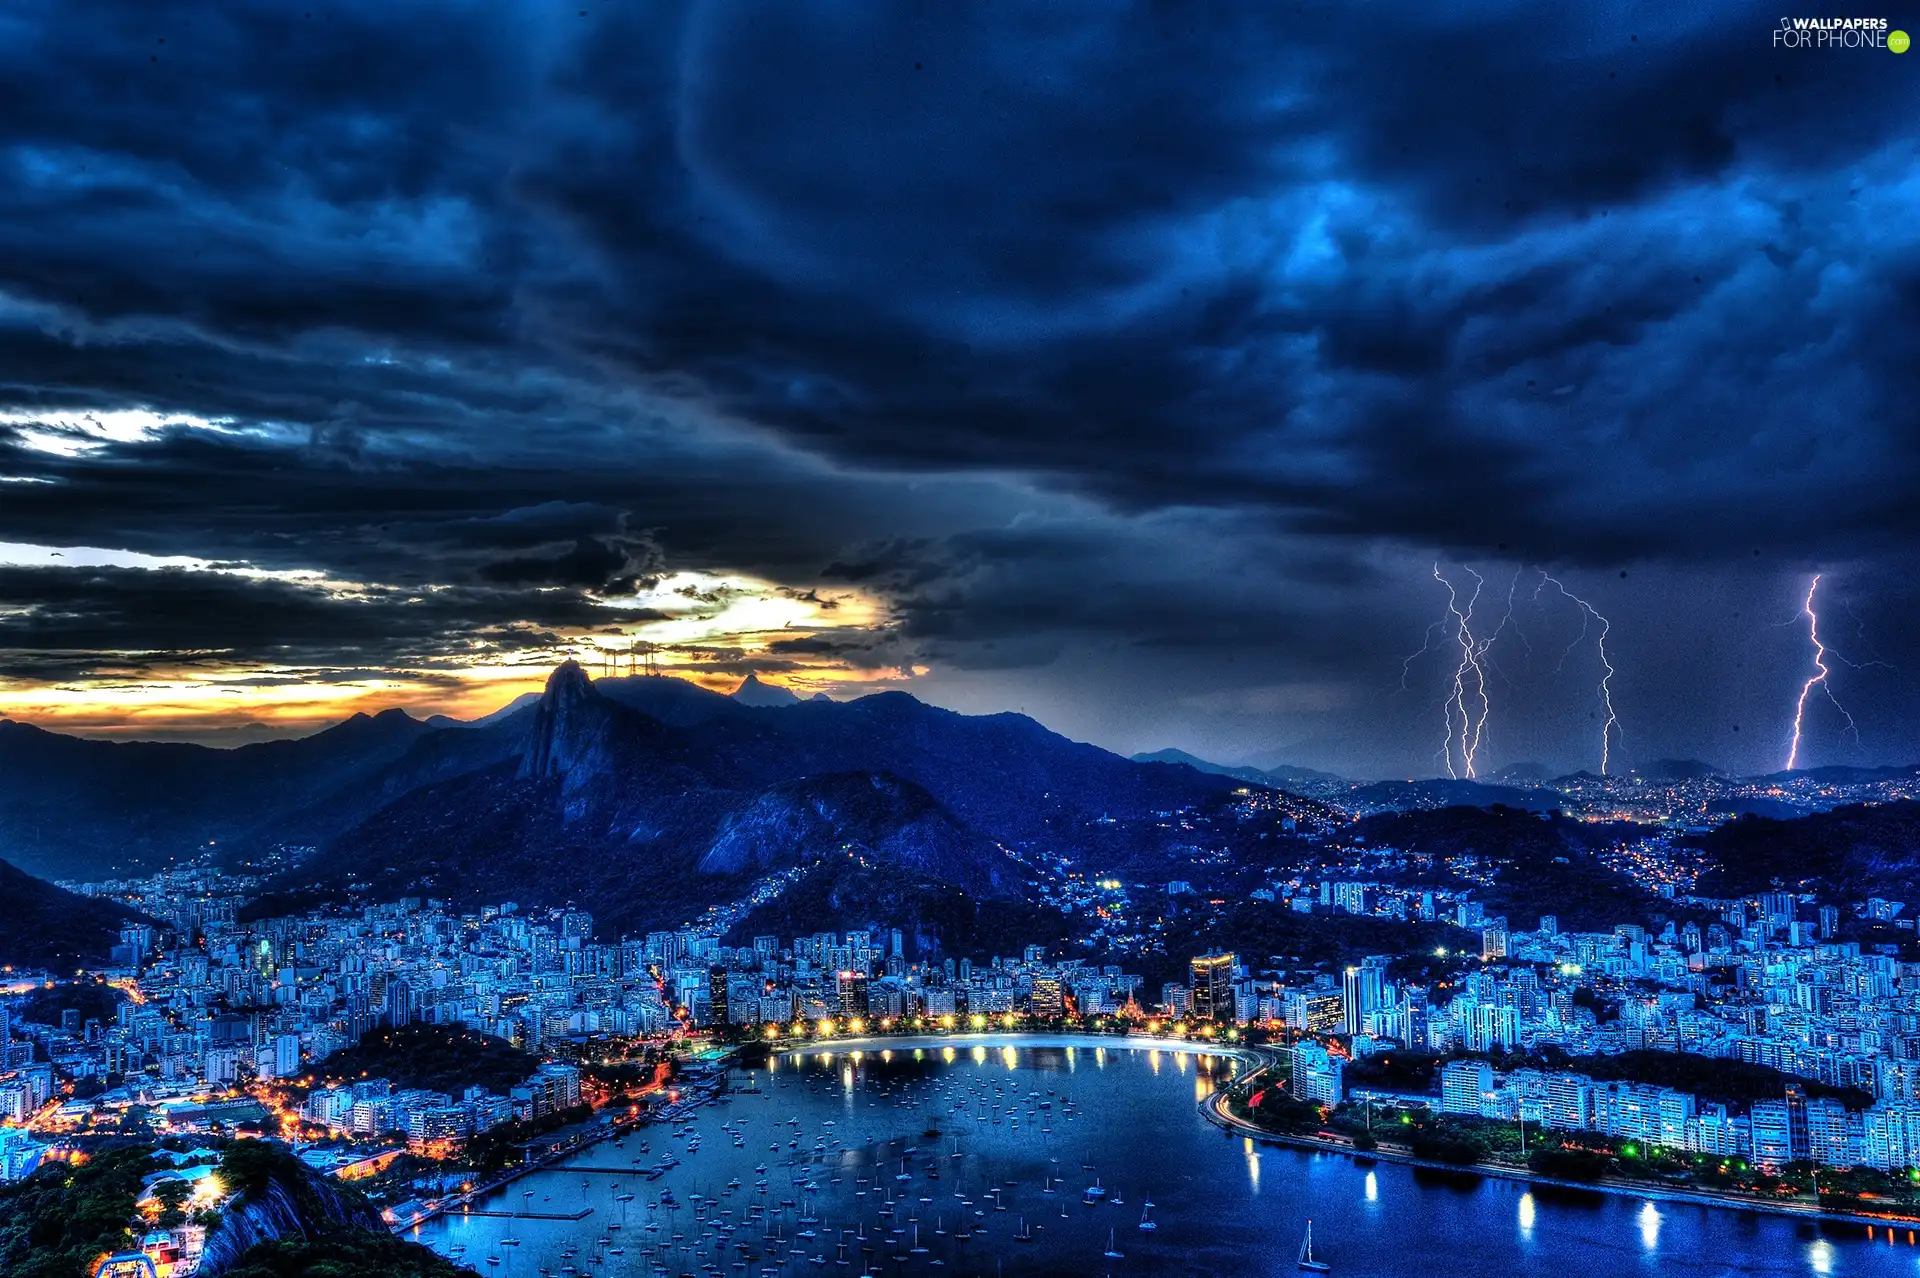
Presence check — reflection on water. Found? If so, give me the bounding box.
[411,1043,1920,1277]
[1638,1200,1661,1253]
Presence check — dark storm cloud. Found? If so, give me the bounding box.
[0,424,1017,591]
[0,564,663,680]
[1,0,1912,556]
[0,1,1914,769]
[478,534,665,593]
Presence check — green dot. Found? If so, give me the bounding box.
[1892,29,1911,53]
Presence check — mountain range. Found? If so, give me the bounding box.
[280,662,1287,937]
[13,669,1914,957]
[0,665,1290,944]
[1130,748,1343,787]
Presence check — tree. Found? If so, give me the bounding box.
[153,1179,193,1228]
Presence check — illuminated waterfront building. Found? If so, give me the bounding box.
[1441,1060,1494,1116]
[1541,1071,1594,1130]
[1291,1042,1345,1106]
[1750,1099,1793,1168]
[836,970,870,1018]
[1189,953,1235,1022]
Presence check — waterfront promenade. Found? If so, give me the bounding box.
[1198,1064,1920,1231]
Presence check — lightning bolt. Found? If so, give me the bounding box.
[1477,567,1532,689]
[1785,573,1858,771]
[1534,572,1622,776]
[1397,619,1450,693]
[1435,564,1491,779]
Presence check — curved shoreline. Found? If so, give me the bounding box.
[415,1034,1920,1242]
[811,1033,1920,1231]
[783,1030,1269,1068]
[1198,1084,1920,1231]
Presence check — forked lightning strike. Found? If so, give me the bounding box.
[1538,573,1622,776]
[1785,573,1859,771]
[1405,565,1625,778]
[1434,564,1491,780]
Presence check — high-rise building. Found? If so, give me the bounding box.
[1030,977,1064,1017]
[1189,953,1236,1022]
[1751,1100,1793,1168]
[1542,1071,1594,1130]
[1286,991,1344,1034]
[1467,1003,1519,1052]
[836,971,869,1019]
[708,967,730,1027]
[384,979,414,1029]
[1341,956,1391,1036]
[1291,1043,1345,1106]
[1786,1084,1812,1161]
[1441,1060,1494,1116]
[1806,1097,1858,1167]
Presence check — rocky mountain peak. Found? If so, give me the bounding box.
[731,671,800,707]
[521,660,608,780]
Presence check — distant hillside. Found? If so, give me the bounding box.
[1132,748,1345,788]
[1350,805,1672,932]
[262,663,1278,937]
[1691,800,1920,899]
[0,859,143,970]
[1631,758,1723,781]
[1766,764,1920,785]
[1259,762,1347,784]
[1,664,1333,939]
[1131,748,1271,785]
[721,857,1075,963]
[0,708,446,878]
[1343,778,1560,813]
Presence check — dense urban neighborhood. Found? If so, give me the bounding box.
[10,779,1920,1278]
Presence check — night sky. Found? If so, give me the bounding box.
[0,3,1915,777]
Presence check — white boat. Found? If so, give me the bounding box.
[1298,1219,1332,1273]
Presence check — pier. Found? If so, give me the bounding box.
[457,1206,595,1221]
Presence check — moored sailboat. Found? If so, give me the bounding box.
[1298,1219,1331,1273]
